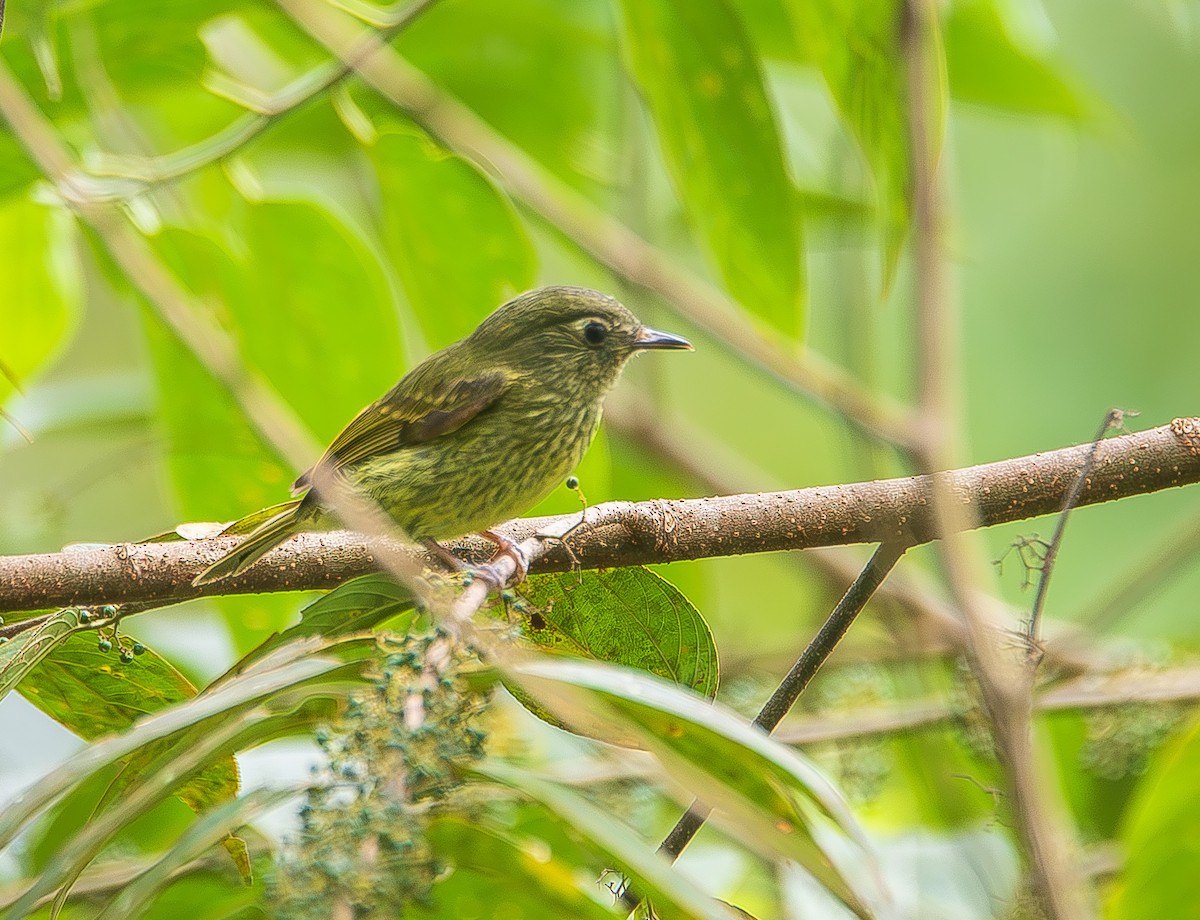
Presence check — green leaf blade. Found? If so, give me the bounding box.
[514,567,718,698]
[619,0,805,337]
[371,127,538,345]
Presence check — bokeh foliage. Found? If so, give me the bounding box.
[2,0,1199,917]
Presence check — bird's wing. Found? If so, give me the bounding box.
[291,367,512,493]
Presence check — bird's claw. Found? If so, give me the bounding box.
[477,530,530,586]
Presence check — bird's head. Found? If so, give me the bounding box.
[468,286,692,391]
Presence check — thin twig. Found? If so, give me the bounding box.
[902,2,1088,916]
[645,541,909,880]
[78,0,443,198]
[1028,409,1128,642]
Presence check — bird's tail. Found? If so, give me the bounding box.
[192,499,307,587]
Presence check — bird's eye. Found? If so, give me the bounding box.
[583,321,608,346]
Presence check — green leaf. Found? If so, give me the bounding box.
[0,608,85,703]
[21,632,199,738]
[94,787,298,920]
[420,816,619,920]
[480,761,744,920]
[510,658,874,916]
[1110,715,1200,919]
[218,573,416,680]
[370,127,537,345]
[787,0,914,288]
[0,637,348,854]
[512,567,718,697]
[0,194,81,406]
[397,0,622,193]
[18,628,246,882]
[946,0,1091,120]
[619,0,804,338]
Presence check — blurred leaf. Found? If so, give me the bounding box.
[144,198,403,646]
[787,0,915,287]
[726,0,806,63]
[1110,714,1200,920]
[619,0,805,337]
[397,0,621,192]
[233,199,405,441]
[0,194,81,406]
[5,701,263,918]
[19,629,248,883]
[946,0,1090,120]
[420,816,619,920]
[94,787,296,920]
[0,637,348,854]
[370,126,537,345]
[217,573,416,681]
[511,567,718,697]
[480,760,742,920]
[511,658,873,915]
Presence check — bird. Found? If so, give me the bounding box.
[192,285,692,587]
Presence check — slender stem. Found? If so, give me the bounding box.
[1028,408,1126,641]
[902,1,1088,916]
[611,542,909,911]
[752,543,911,733]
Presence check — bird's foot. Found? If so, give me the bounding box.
[479,529,530,585]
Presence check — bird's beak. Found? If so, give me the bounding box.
[633,326,693,351]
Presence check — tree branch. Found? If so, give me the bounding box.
[0,419,1196,614]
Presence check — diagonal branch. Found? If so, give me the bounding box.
[0,419,1196,614]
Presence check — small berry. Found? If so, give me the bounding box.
[78,609,91,623]
[101,605,118,617]
[132,643,146,656]
[565,476,579,490]
[97,638,113,653]
[119,649,134,663]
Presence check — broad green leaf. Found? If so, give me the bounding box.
[511,567,718,697]
[786,0,916,288]
[20,626,242,849]
[946,0,1091,120]
[480,761,743,920]
[510,658,874,915]
[619,0,805,337]
[5,706,264,918]
[397,0,622,193]
[21,632,199,738]
[419,816,619,920]
[370,127,537,345]
[1109,715,1200,919]
[0,637,347,853]
[0,194,81,406]
[0,608,87,704]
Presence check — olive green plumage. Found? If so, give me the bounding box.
[193,286,691,586]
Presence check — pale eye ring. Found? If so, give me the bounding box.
[583,321,608,346]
